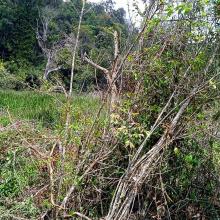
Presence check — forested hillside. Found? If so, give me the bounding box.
[0,0,220,219]
[0,0,128,90]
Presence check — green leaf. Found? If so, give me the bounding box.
[174,147,180,156]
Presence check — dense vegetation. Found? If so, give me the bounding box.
[0,0,220,219]
[0,0,128,91]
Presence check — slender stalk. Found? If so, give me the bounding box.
[64,0,86,138]
[69,0,86,96]
[57,1,86,214]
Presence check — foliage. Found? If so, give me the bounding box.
[0,0,128,91]
[0,0,220,219]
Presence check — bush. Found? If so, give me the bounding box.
[25,74,41,89]
[0,61,22,90]
[0,60,44,90]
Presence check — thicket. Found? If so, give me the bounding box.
[0,0,220,220]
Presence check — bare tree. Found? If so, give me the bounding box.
[36,6,63,80]
[83,30,120,105]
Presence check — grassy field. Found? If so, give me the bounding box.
[0,90,102,128]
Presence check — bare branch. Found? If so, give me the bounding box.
[83,54,109,75]
[114,31,119,60]
[44,66,62,80]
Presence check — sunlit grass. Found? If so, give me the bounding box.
[0,90,102,128]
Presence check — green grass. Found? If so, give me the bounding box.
[0,90,60,126]
[0,90,102,128]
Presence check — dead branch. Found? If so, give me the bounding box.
[83,30,120,106]
[83,54,109,75]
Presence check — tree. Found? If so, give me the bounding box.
[0,0,41,64]
[36,6,64,79]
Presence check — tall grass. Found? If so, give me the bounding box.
[0,90,102,128]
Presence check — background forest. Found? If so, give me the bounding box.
[0,0,128,91]
[0,0,220,219]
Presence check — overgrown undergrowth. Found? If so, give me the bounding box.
[1,89,220,219]
[0,90,108,219]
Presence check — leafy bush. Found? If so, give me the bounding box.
[0,61,22,90]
